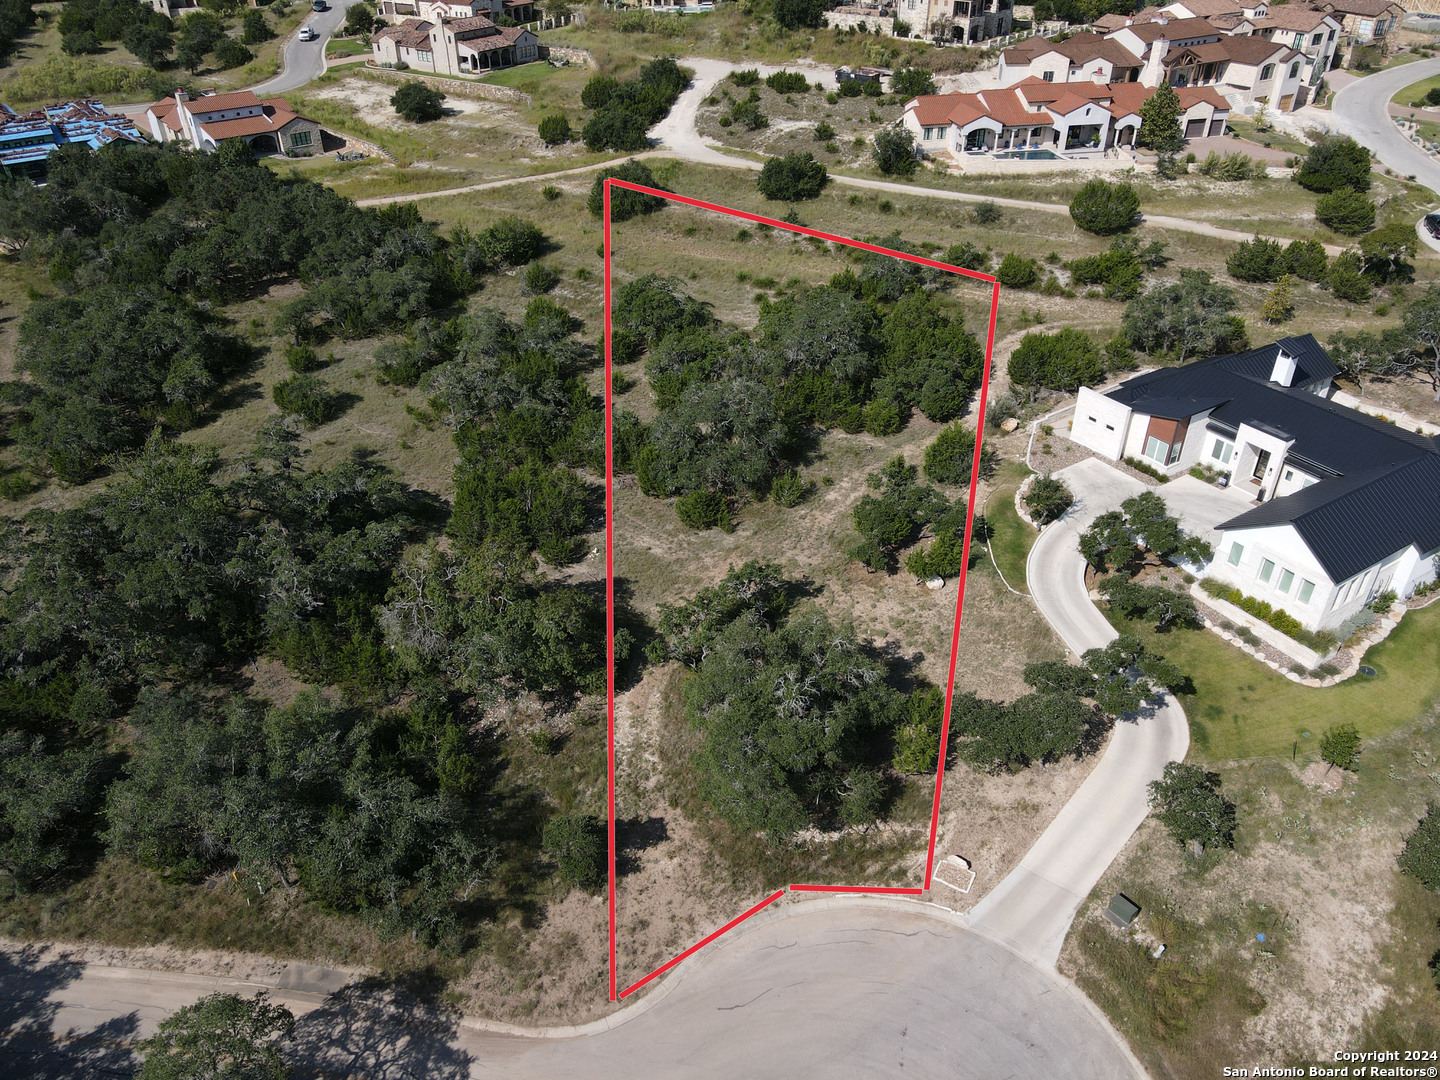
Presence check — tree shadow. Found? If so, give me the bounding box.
[615,815,669,877]
[286,974,473,1080]
[0,947,140,1078]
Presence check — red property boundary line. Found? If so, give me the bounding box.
[605,179,1001,1003]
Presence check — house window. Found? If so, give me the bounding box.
[1311,32,1322,44]
[1283,469,1293,481]
[1143,435,1169,464]
[1289,61,1300,78]
[1261,63,1275,81]
[288,129,313,147]
[1211,438,1232,464]
[1278,569,1295,593]
[1228,542,1244,566]
[1298,579,1315,604]
[1043,70,1054,82]
[1087,416,1096,422]
[417,49,433,62]
[1259,558,1275,583]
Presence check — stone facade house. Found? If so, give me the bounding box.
[146,90,321,156]
[371,16,539,75]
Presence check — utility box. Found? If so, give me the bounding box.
[1103,893,1141,928]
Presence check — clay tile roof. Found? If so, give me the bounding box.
[1320,0,1401,15]
[1045,91,1095,115]
[905,92,968,126]
[1177,84,1231,109]
[1174,0,1246,16]
[185,90,263,113]
[149,96,183,131]
[1123,16,1217,39]
[945,101,987,128]
[442,14,494,29]
[1219,33,1294,62]
[197,99,309,140]
[977,88,1042,126]
[1106,83,1151,115]
[1254,6,1330,29]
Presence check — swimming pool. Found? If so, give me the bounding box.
[994,148,1061,160]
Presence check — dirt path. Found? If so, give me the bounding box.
[356,58,1345,254]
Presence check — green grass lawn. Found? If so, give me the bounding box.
[324,37,369,58]
[984,461,1036,594]
[1110,602,1440,762]
[1393,71,1440,105]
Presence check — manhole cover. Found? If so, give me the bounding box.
[1359,665,1377,677]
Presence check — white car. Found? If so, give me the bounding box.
[298,26,317,41]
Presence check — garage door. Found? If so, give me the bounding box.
[1185,118,1206,138]
[1208,118,1226,136]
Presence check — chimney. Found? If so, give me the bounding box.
[175,88,187,102]
[1141,36,1169,86]
[1156,12,1168,23]
[1270,347,1297,387]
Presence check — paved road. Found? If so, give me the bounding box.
[250,0,369,97]
[1331,56,1440,198]
[0,901,1143,1079]
[966,459,1191,968]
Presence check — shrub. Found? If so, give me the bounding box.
[814,120,835,141]
[542,814,605,888]
[906,532,967,580]
[523,262,559,295]
[391,80,445,123]
[1069,178,1140,235]
[1283,238,1329,282]
[1198,151,1266,181]
[541,184,561,201]
[891,67,935,98]
[872,127,918,177]
[771,471,811,507]
[272,374,340,425]
[839,77,864,98]
[1328,251,1372,303]
[892,687,944,773]
[730,100,768,130]
[587,160,669,222]
[1315,188,1376,235]
[971,200,1002,225]
[996,252,1039,289]
[1100,577,1199,630]
[1320,723,1362,770]
[1008,327,1103,394]
[1295,134,1372,193]
[1399,803,1440,892]
[1261,275,1296,324]
[538,114,571,144]
[1227,235,1285,282]
[923,423,978,485]
[756,151,829,201]
[766,70,809,94]
[284,344,320,373]
[862,398,902,436]
[944,241,990,273]
[1369,589,1398,614]
[1024,475,1074,525]
[212,37,252,70]
[473,216,546,268]
[62,31,103,55]
[676,490,731,530]
[729,68,761,86]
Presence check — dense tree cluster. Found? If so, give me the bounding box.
[1067,236,1169,301]
[580,57,689,152]
[0,0,33,64]
[1008,327,1106,398]
[0,144,493,480]
[1327,284,1440,400]
[613,249,985,526]
[1120,270,1248,362]
[654,569,911,837]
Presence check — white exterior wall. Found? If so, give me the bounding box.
[1210,523,1338,630]
[1121,411,1155,461]
[1231,421,1293,499]
[1027,52,1076,84]
[1071,387,1132,458]
[901,107,955,153]
[1271,462,1320,498]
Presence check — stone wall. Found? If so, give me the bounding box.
[543,45,598,67]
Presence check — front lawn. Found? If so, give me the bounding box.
[984,461,1036,594]
[1109,601,1440,762]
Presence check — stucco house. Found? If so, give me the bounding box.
[1000,12,1307,112]
[146,90,321,156]
[371,15,539,75]
[1070,336,1440,631]
[902,78,1227,158]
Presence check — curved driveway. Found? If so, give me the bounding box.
[250,0,369,97]
[1,901,1142,1079]
[1331,56,1440,198]
[966,459,1191,968]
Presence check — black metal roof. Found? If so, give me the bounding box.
[1218,454,1440,582]
[1104,335,1440,582]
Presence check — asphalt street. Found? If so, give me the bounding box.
[250,0,371,97]
[1331,55,1440,199]
[0,902,1143,1079]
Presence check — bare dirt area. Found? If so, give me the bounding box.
[1059,711,1440,1076]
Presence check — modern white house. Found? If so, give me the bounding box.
[1070,336,1440,632]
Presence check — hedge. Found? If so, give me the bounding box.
[1199,579,1336,652]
